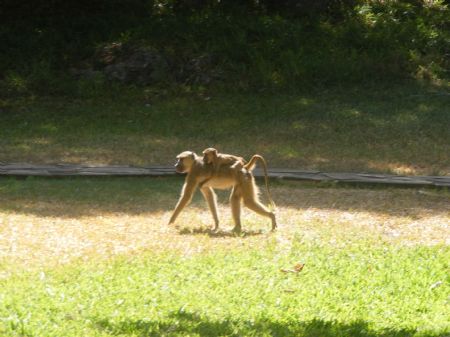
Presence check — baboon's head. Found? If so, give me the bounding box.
[202,147,218,164]
[174,151,196,173]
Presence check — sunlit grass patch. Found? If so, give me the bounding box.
[0,242,448,336]
[0,177,449,336]
[0,177,448,269]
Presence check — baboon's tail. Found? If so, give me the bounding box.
[245,155,276,211]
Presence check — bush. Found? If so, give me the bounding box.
[1,0,448,97]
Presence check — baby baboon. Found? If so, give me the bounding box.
[202,147,246,172]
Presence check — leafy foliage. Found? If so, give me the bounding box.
[1,0,448,96]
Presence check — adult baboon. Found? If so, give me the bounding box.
[169,150,277,232]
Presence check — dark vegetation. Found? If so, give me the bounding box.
[1,1,449,175]
[1,0,449,98]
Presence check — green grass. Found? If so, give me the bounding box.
[1,83,449,175]
[0,177,449,336]
[1,242,448,336]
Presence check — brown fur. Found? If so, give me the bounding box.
[169,150,277,232]
[202,147,245,171]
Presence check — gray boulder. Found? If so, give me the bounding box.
[103,48,169,85]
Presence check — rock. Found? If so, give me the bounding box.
[177,54,221,85]
[70,68,103,80]
[103,48,169,85]
[73,43,220,86]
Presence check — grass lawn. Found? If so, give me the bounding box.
[1,83,449,176]
[0,177,449,336]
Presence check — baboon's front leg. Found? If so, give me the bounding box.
[169,180,197,225]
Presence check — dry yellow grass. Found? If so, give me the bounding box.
[0,183,448,272]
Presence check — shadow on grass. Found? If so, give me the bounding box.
[94,311,443,337]
[0,176,448,219]
[178,226,267,238]
[1,84,449,175]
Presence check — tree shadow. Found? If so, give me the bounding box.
[271,182,449,218]
[0,176,448,220]
[0,176,174,218]
[94,310,444,337]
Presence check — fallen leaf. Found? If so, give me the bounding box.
[294,263,305,272]
[280,262,305,274]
